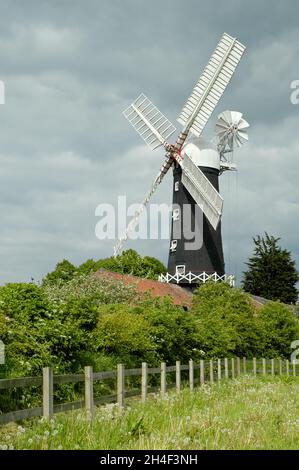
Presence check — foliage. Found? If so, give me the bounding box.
[256,302,299,358]
[139,297,202,364]
[94,249,167,280]
[3,376,299,450]
[0,282,51,321]
[94,304,156,367]
[42,250,167,286]
[42,259,77,286]
[0,283,54,377]
[243,233,298,304]
[2,260,299,417]
[76,259,99,275]
[92,297,200,366]
[0,283,97,378]
[43,273,136,305]
[190,282,260,358]
[0,275,139,377]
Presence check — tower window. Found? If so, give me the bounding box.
[170,240,177,252]
[176,265,186,275]
[172,208,180,221]
[174,181,179,191]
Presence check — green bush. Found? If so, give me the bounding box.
[190,283,260,358]
[42,273,136,305]
[42,259,77,286]
[2,271,298,397]
[42,250,167,285]
[190,282,299,359]
[95,249,166,280]
[140,297,202,364]
[256,302,299,357]
[0,282,51,321]
[94,304,156,367]
[92,297,201,367]
[0,283,55,377]
[0,283,96,377]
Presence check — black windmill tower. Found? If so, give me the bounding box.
[115,33,249,287]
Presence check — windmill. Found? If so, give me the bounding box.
[114,33,249,286]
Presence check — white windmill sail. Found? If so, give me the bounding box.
[123,93,176,150]
[113,154,174,256]
[181,154,223,230]
[115,95,177,256]
[177,33,246,138]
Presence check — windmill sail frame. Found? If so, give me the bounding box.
[181,154,223,230]
[177,33,246,138]
[123,93,176,151]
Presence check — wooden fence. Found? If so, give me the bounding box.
[0,357,297,425]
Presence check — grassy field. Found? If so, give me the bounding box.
[1,375,299,450]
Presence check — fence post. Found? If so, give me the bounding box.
[200,360,205,385]
[237,357,241,376]
[231,358,235,379]
[271,358,275,376]
[189,360,194,391]
[262,358,266,376]
[209,360,214,384]
[210,359,214,384]
[253,357,257,376]
[224,358,229,379]
[279,358,283,375]
[176,361,181,393]
[43,367,53,419]
[292,362,296,377]
[84,366,93,422]
[161,362,167,396]
[217,359,221,381]
[243,357,247,374]
[117,364,125,409]
[141,362,148,403]
[286,359,289,376]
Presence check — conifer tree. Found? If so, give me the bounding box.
[243,233,298,304]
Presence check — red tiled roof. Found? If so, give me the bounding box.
[95,269,192,307]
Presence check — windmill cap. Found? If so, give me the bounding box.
[182,138,220,171]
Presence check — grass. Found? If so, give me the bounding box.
[1,375,299,450]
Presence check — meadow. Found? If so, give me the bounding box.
[1,375,299,450]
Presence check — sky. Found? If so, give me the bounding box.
[0,0,299,285]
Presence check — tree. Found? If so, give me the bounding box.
[95,249,166,280]
[243,233,298,304]
[44,250,166,284]
[42,259,77,286]
[77,259,99,275]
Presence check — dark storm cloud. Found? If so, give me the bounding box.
[0,0,298,283]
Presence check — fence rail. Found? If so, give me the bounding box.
[0,357,297,425]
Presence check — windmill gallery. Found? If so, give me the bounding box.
[114,33,249,288]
